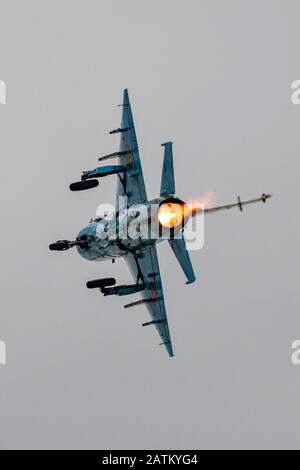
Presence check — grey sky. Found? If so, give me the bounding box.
[0,0,299,449]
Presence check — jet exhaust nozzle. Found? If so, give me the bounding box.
[158,197,186,229]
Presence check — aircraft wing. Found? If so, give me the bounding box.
[105,89,148,210]
[124,245,174,358]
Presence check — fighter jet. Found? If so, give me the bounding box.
[50,89,271,357]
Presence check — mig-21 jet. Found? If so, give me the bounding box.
[50,89,271,357]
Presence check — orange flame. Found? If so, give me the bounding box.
[158,192,215,228]
[185,191,215,217]
[158,202,184,228]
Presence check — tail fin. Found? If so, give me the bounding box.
[168,237,196,284]
[160,142,175,197]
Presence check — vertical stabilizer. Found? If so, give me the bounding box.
[160,142,175,197]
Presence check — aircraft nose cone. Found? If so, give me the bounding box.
[76,222,97,241]
[76,223,98,256]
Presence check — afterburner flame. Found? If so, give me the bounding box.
[158,192,215,227]
[185,191,215,216]
[158,202,184,228]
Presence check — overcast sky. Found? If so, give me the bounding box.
[0,0,300,449]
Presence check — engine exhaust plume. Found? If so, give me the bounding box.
[185,191,215,217]
[158,202,184,228]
